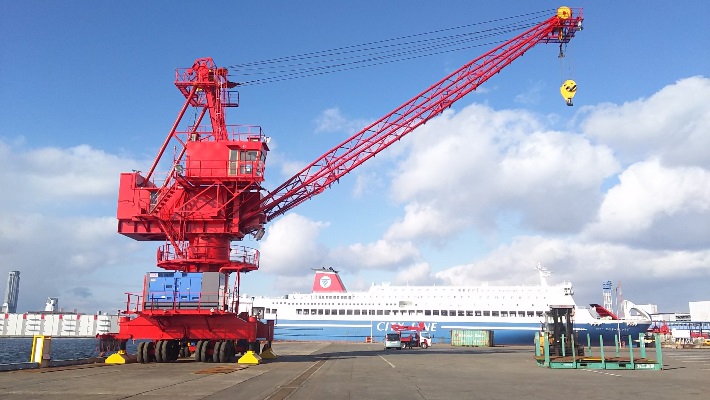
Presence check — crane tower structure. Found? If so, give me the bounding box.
[109,7,583,365]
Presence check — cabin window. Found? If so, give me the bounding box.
[377,310,383,315]
[475,311,482,316]
[324,309,330,315]
[450,310,456,316]
[433,310,439,316]
[492,311,500,317]
[296,309,302,315]
[458,311,464,317]
[354,310,361,315]
[527,311,535,317]
[425,310,431,316]
[501,311,508,317]
[536,311,544,317]
[339,309,346,315]
[228,149,238,175]
[441,310,448,316]
[384,310,391,315]
[303,309,309,315]
[483,311,490,317]
[317,309,323,315]
[346,310,353,315]
[466,311,473,317]
[518,311,525,317]
[369,310,375,315]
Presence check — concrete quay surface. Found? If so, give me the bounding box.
[0,342,708,400]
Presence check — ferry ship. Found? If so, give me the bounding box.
[241,265,652,345]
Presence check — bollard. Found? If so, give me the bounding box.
[30,335,52,368]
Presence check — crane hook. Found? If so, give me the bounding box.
[560,79,577,106]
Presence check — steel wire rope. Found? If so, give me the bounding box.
[227,9,552,68]
[233,18,542,75]
[234,23,536,79]
[228,9,555,86]
[231,23,539,84]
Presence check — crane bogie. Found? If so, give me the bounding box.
[108,8,583,364]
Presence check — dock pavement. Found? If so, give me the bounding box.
[0,342,708,399]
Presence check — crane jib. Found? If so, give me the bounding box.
[250,7,583,222]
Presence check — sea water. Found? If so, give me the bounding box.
[0,337,140,364]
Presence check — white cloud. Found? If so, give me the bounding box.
[385,103,618,241]
[258,213,330,275]
[583,159,710,249]
[580,76,710,168]
[314,107,371,135]
[328,239,420,270]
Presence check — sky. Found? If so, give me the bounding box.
[0,1,709,315]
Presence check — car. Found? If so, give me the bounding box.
[384,333,402,350]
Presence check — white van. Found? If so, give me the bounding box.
[384,332,402,350]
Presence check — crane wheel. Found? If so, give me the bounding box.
[195,340,204,361]
[213,341,223,363]
[200,340,212,363]
[136,342,145,363]
[143,341,155,363]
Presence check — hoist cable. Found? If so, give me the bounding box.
[227,9,555,86]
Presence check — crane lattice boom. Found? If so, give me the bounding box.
[247,7,583,223]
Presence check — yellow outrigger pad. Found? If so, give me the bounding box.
[260,346,278,359]
[237,350,263,365]
[105,350,137,364]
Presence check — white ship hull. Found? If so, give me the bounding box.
[239,266,651,345]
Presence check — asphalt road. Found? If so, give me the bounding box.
[0,342,708,399]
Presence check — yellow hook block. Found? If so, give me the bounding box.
[560,79,577,106]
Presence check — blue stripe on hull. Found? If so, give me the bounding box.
[273,319,651,345]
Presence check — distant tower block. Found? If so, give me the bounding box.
[1,271,20,313]
[602,280,613,312]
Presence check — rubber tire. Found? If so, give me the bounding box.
[155,340,165,363]
[421,342,428,349]
[143,341,155,363]
[136,342,145,364]
[213,341,224,363]
[219,341,231,363]
[227,341,236,361]
[200,340,212,363]
[195,340,204,362]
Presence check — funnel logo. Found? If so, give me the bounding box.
[319,276,332,289]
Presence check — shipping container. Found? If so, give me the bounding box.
[450,329,494,347]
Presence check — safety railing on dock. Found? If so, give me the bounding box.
[535,333,663,370]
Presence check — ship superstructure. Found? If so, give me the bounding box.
[240,266,651,344]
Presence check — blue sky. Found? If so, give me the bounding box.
[1,1,709,314]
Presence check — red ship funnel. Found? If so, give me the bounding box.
[312,268,347,293]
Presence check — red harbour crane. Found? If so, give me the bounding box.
[108,7,583,364]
